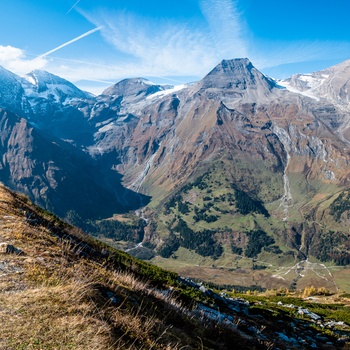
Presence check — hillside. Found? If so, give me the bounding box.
[1,184,350,349]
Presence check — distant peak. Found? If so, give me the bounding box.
[30,69,52,76]
[208,58,255,77]
[281,57,350,104]
[200,58,276,93]
[102,77,165,97]
[134,78,155,85]
[115,77,155,86]
[220,58,252,66]
[26,70,68,85]
[24,70,89,99]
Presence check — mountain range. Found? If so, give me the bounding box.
[1,58,350,291]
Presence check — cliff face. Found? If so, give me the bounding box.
[0,108,146,220]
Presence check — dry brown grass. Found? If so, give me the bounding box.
[0,283,112,349]
[0,249,183,349]
[0,185,190,349]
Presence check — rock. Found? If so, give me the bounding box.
[199,285,207,294]
[0,242,8,253]
[1,244,24,255]
[297,307,321,321]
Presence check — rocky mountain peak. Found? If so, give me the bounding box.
[196,58,276,104]
[202,58,274,87]
[101,78,168,98]
[208,58,253,76]
[27,70,67,86]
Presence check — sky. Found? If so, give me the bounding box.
[0,0,349,94]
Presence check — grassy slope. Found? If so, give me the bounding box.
[137,159,350,293]
[0,185,242,349]
[1,184,350,349]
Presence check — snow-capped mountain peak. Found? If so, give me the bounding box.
[24,70,90,102]
[280,59,350,106]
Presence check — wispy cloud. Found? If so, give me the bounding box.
[81,13,212,77]
[199,0,350,73]
[77,0,248,79]
[0,26,104,80]
[251,40,350,70]
[200,0,248,59]
[3,0,348,94]
[81,0,350,79]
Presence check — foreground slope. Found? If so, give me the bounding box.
[1,184,350,349]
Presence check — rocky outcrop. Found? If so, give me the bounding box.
[197,58,276,105]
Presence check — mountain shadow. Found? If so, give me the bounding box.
[0,108,150,225]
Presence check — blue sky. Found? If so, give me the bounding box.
[0,0,349,94]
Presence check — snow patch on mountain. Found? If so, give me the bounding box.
[146,84,187,100]
[24,70,91,103]
[278,74,327,101]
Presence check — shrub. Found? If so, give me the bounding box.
[173,219,223,259]
[234,187,269,217]
[231,244,243,255]
[158,233,180,258]
[330,191,350,222]
[245,229,274,258]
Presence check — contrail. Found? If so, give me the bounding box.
[34,26,103,60]
[67,0,81,14]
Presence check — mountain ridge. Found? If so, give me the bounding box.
[280,59,350,107]
[1,58,350,292]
